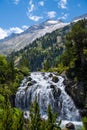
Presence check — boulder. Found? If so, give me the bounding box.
[50,84,61,98]
[49,73,53,78]
[28,77,32,81]
[27,80,37,86]
[52,76,59,83]
[65,122,75,130]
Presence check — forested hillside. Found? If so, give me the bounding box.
[10,24,72,72]
[61,19,87,114]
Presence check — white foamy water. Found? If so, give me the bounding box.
[15,72,82,128]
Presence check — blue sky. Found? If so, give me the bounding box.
[0,0,87,39]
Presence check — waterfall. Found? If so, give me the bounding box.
[15,72,81,122]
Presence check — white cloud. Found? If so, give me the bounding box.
[13,0,20,5]
[6,27,23,35]
[0,26,28,40]
[61,13,68,19]
[27,0,44,22]
[47,11,56,18]
[0,28,8,40]
[28,15,43,21]
[28,0,35,13]
[22,25,29,30]
[58,13,69,20]
[58,0,67,9]
[38,1,44,6]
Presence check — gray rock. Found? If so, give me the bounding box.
[52,76,59,83]
[28,77,32,81]
[27,80,37,86]
[49,73,53,78]
[65,122,75,130]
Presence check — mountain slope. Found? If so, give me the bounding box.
[0,20,68,55]
[72,13,87,22]
[11,24,71,71]
[0,13,87,55]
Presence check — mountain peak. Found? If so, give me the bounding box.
[73,13,87,22]
[43,19,64,25]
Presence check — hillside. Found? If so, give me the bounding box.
[10,24,72,71]
[7,14,87,72]
[0,13,87,56]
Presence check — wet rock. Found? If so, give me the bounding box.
[65,122,75,130]
[63,72,87,113]
[50,85,61,97]
[28,77,32,81]
[41,72,45,76]
[50,84,56,89]
[27,80,36,86]
[49,73,53,78]
[52,76,59,83]
[65,81,85,109]
[50,84,61,113]
[61,71,67,79]
[27,82,32,86]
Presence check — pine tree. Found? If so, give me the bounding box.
[47,105,61,130]
[82,117,87,130]
[2,99,13,130]
[65,19,87,68]
[8,52,15,81]
[29,98,41,130]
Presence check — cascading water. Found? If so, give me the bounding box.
[15,72,82,126]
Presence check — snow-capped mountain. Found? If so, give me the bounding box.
[72,13,87,23]
[0,19,68,55]
[0,13,87,55]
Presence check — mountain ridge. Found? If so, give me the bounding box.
[0,13,87,55]
[0,19,68,55]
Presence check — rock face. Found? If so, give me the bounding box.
[63,73,87,117]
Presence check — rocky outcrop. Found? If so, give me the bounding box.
[62,72,87,117]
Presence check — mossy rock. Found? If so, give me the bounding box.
[52,76,59,83]
[27,80,37,86]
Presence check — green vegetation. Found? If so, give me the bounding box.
[60,19,87,130]
[61,19,87,80]
[82,117,87,130]
[0,53,61,130]
[28,99,61,130]
[59,20,87,102]
[0,54,29,130]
